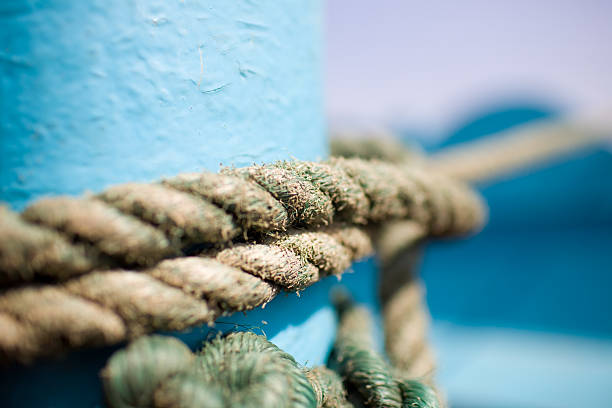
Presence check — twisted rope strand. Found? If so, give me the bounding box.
[275,160,370,224]
[100,304,439,408]
[217,244,319,291]
[0,156,484,363]
[0,286,127,363]
[0,206,93,283]
[99,183,241,246]
[223,164,335,226]
[0,158,484,286]
[0,227,370,363]
[329,296,403,408]
[427,117,610,183]
[163,171,289,232]
[329,295,441,408]
[148,257,280,312]
[103,332,331,408]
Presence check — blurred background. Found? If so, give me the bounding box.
[326,1,612,407]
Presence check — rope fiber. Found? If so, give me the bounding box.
[101,302,441,408]
[0,156,484,364]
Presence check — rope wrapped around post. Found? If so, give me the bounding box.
[0,156,484,364]
[0,158,484,286]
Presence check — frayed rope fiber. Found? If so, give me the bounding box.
[100,300,439,408]
[0,227,368,363]
[1,158,484,286]
[102,332,351,408]
[0,153,484,363]
[329,293,441,408]
[329,295,403,407]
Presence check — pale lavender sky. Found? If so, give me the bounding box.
[325,0,612,132]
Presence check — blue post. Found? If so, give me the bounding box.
[1,0,327,210]
[0,2,384,406]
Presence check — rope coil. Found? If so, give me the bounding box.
[101,311,440,408]
[102,332,333,408]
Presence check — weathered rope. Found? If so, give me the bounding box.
[100,312,438,408]
[0,158,483,286]
[374,225,444,403]
[0,226,369,363]
[427,117,611,183]
[330,137,425,165]
[0,156,484,364]
[102,332,351,408]
[384,282,437,381]
[328,294,441,408]
[329,296,402,407]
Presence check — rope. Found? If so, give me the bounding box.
[0,159,482,286]
[100,309,439,408]
[102,332,351,408]
[329,295,403,407]
[0,227,366,363]
[0,157,484,364]
[330,137,425,165]
[427,117,611,183]
[372,220,445,404]
[328,295,441,408]
[306,366,352,408]
[384,282,437,381]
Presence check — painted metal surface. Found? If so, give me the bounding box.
[1,0,326,210]
[0,2,376,407]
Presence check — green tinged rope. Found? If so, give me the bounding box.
[101,299,439,408]
[328,293,440,408]
[98,130,595,407]
[0,153,484,364]
[0,157,482,286]
[102,332,348,408]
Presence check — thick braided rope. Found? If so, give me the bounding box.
[384,281,438,381]
[100,318,437,408]
[0,157,484,364]
[329,294,441,408]
[328,298,402,407]
[427,117,610,183]
[0,225,371,364]
[101,332,352,408]
[372,220,446,405]
[0,158,483,286]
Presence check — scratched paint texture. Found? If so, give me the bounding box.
[0,0,326,210]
